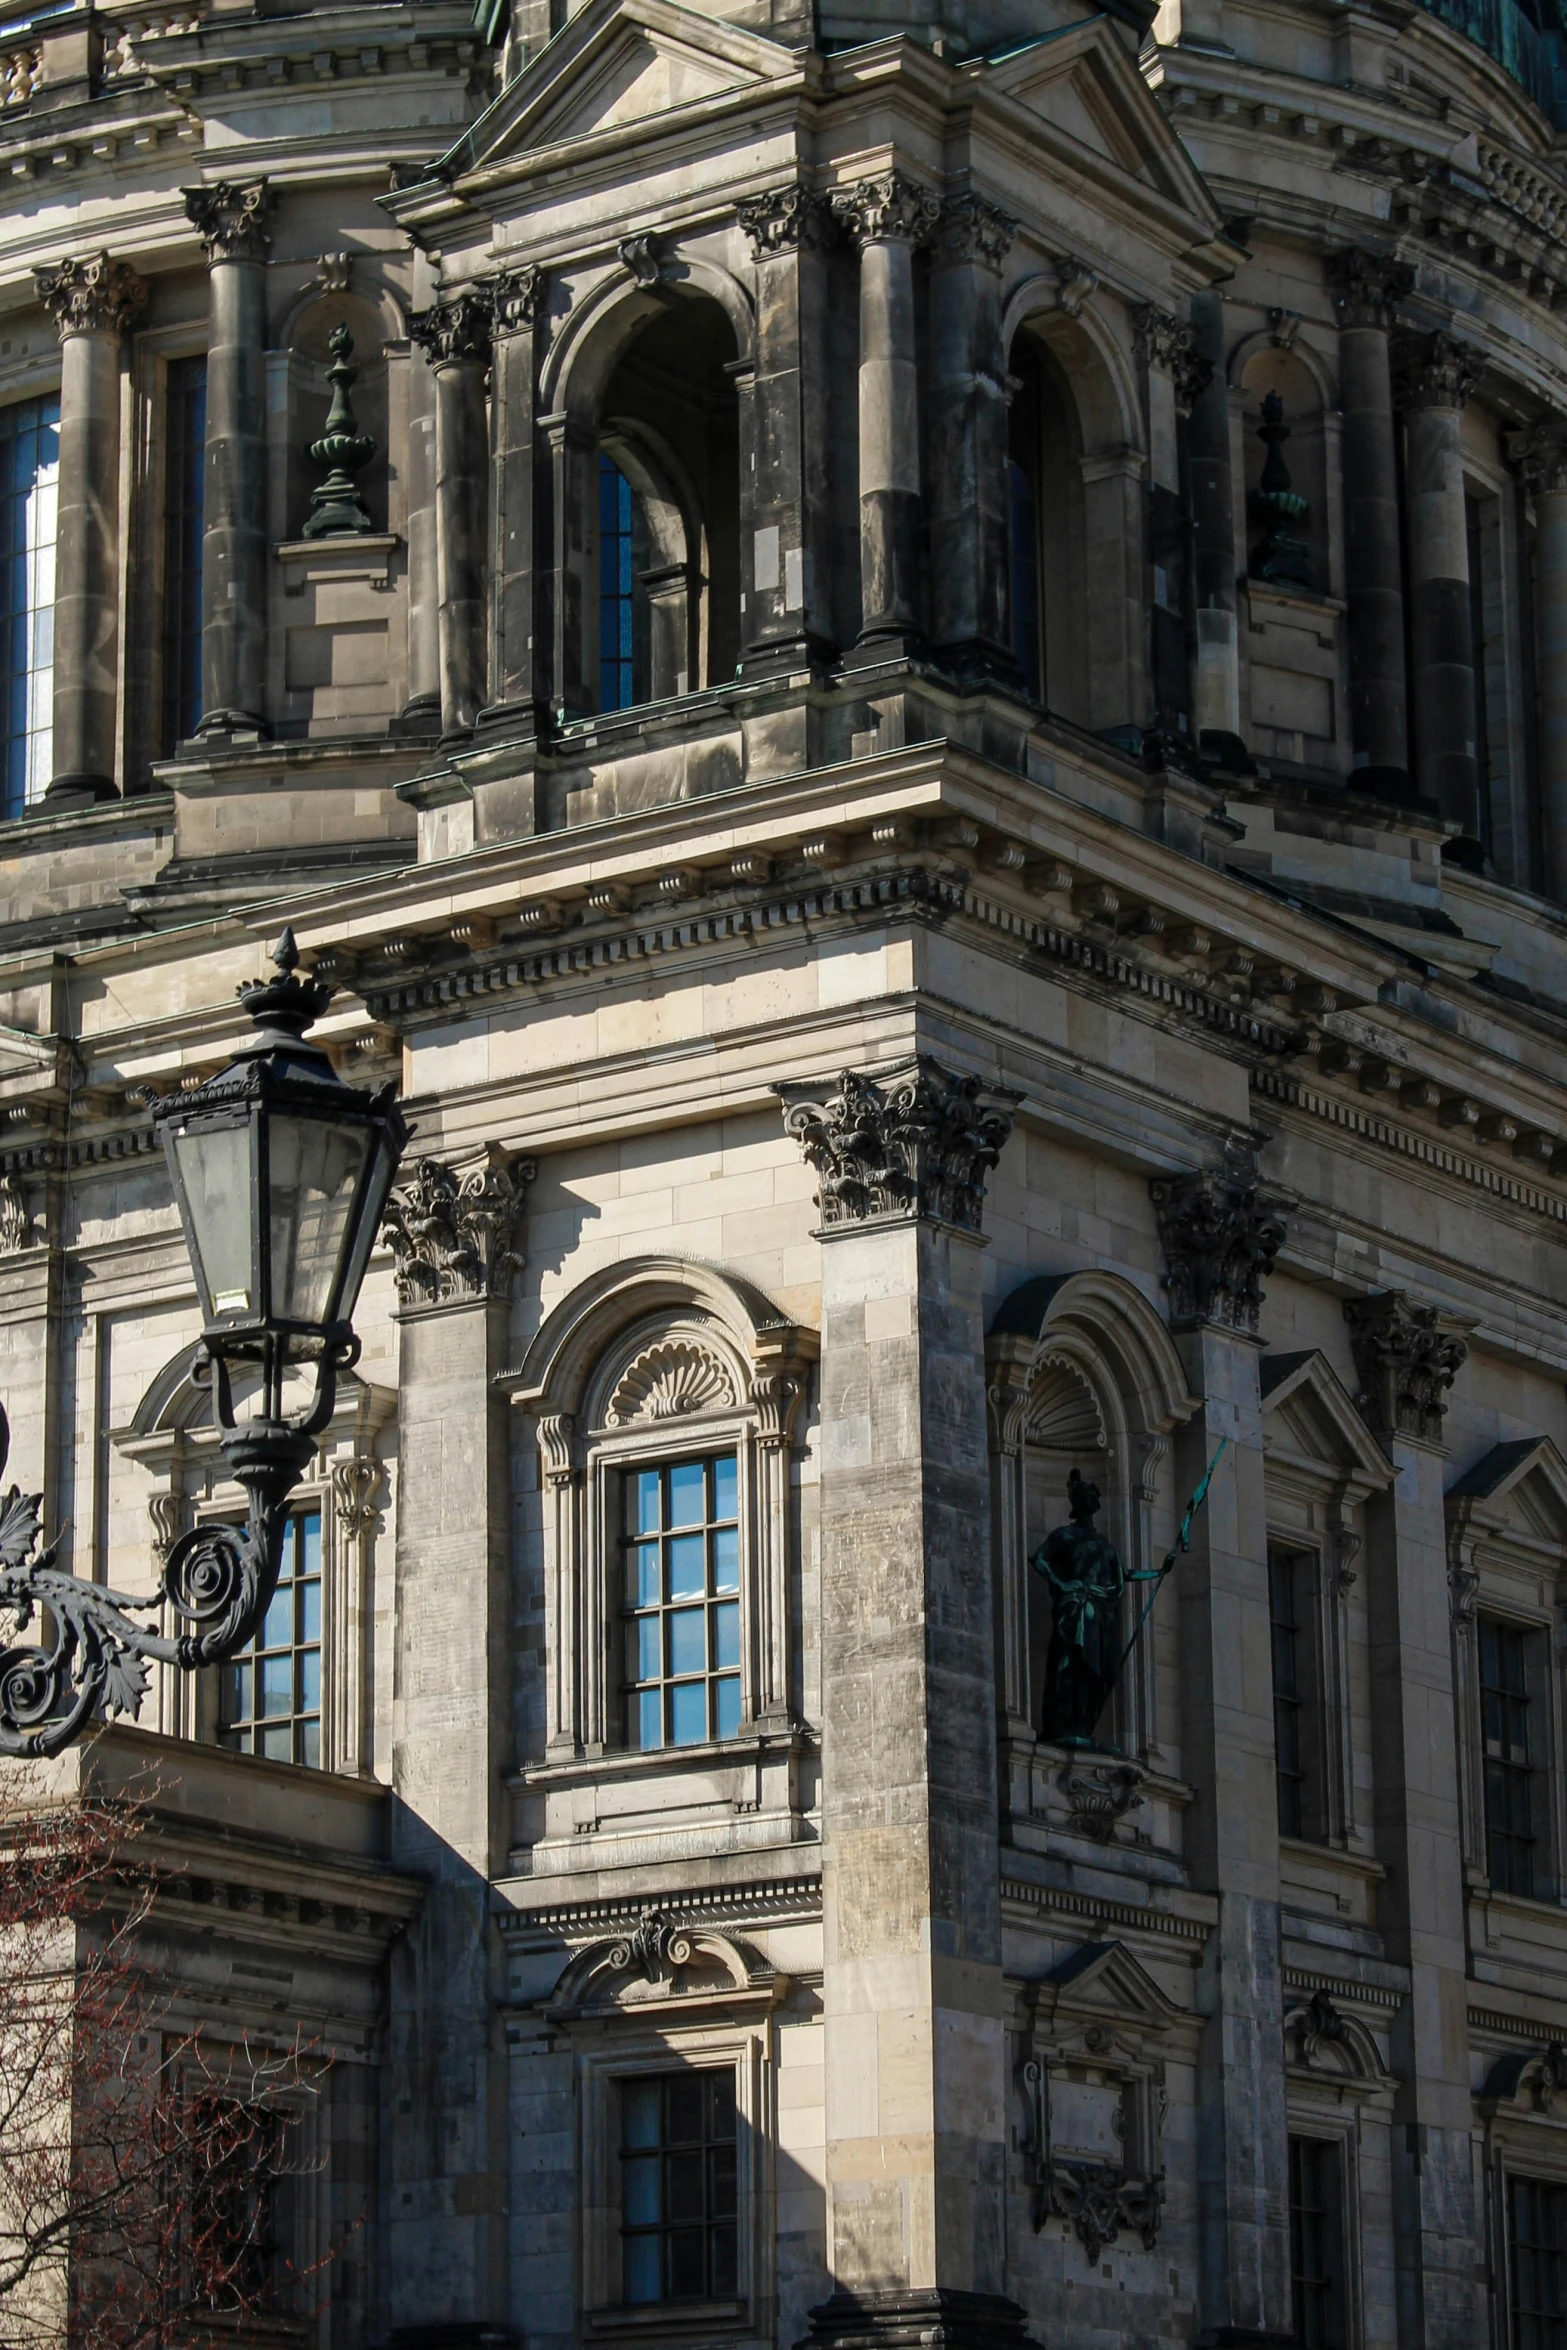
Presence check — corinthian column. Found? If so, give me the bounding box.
[736,184,835,670]
[832,173,940,651]
[1327,251,1415,792]
[183,182,272,742]
[927,193,1016,680]
[1394,329,1485,847]
[34,253,145,801]
[1508,423,1567,897]
[410,288,492,738]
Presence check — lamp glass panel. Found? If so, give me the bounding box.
[265,1113,371,1327]
[172,1121,255,1316]
[335,1125,398,1326]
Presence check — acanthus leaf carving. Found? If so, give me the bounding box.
[1132,304,1211,413]
[777,1056,1019,1236]
[489,263,544,336]
[934,193,1018,271]
[147,1492,183,1565]
[1149,1137,1291,1334]
[1508,422,1567,498]
[750,1368,805,1451]
[830,171,941,249]
[1056,1758,1144,1845]
[35,252,146,340]
[1345,1289,1466,1444]
[409,287,494,368]
[331,1456,379,1539]
[381,1147,535,1306]
[1392,327,1483,413]
[738,183,833,257]
[0,1173,39,1255]
[182,181,273,265]
[1325,246,1414,331]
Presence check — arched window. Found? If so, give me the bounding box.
[589,298,740,715]
[1005,332,1090,727]
[598,450,650,712]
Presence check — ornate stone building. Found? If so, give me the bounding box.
[10,0,1567,2343]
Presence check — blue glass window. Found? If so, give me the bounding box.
[0,395,59,817]
[621,2071,737,2307]
[599,450,650,712]
[162,356,206,753]
[624,1454,741,1750]
[218,1509,323,1768]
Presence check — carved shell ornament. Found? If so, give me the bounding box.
[604,1339,737,1427]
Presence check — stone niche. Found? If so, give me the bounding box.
[271,535,405,735]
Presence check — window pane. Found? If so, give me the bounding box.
[638,1687,662,1751]
[714,1602,740,1671]
[1481,1615,1539,1898]
[667,1461,705,1528]
[714,1676,741,1742]
[632,1471,660,1537]
[0,396,60,815]
[713,1526,740,1592]
[669,1681,707,1745]
[667,1534,705,1599]
[215,1509,323,1772]
[623,2236,660,2306]
[637,1616,661,1682]
[632,1543,659,1607]
[623,2157,660,2225]
[668,1609,706,1678]
[667,2231,706,2298]
[623,2083,661,2149]
[712,1454,737,1520]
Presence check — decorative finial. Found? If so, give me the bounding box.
[272,926,299,975]
[1250,391,1312,590]
[302,323,377,538]
[238,927,332,1044]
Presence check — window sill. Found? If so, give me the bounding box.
[1278,1835,1387,1882]
[511,1725,812,1792]
[585,2299,748,2341]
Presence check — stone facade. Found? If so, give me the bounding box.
[7,1,1567,2347]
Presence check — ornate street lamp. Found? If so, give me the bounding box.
[0,932,405,1755]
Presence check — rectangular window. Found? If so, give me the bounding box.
[1289,2135,1346,2350]
[1481,1615,1539,1898]
[1269,1545,1315,1840]
[161,355,206,753]
[217,1508,322,1767]
[620,2070,737,2308]
[0,394,59,817]
[624,1453,740,1751]
[1511,2175,1567,2350]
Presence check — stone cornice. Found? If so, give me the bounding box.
[34,252,146,340]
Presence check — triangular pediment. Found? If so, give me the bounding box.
[1448,1435,1567,1547]
[1261,1351,1392,1491]
[449,0,793,178]
[977,21,1224,228]
[1032,1938,1182,2032]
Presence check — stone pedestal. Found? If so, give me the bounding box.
[738,185,835,671]
[927,197,1014,681]
[1329,251,1415,793]
[1395,331,1483,844]
[34,252,145,801]
[834,178,939,652]
[779,1060,1025,2349]
[412,289,492,740]
[184,183,273,743]
[1345,1293,1481,2350]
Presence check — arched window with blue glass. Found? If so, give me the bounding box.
[0,393,60,816]
[589,296,740,717]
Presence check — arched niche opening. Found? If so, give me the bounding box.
[1006,330,1089,722]
[1238,346,1328,601]
[286,293,391,542]
[593,296,741,712]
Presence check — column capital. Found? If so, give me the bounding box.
[381,1146,535,1308]
[776,1055,1019,1237]
[34,252,145,341]
[1507,421,1567,496]
[409,286,494,369]
[182,181,273,264]
[1344,1289,1467,1446]
[933,192,1018,272]
[488,263,544,337]
[1132,304,1212,414]
[1326,246,1415,331]
[1391,327,1483,413]
[1149,1137,1291,1334]
[830,170,941,250]
[737,182,834,257]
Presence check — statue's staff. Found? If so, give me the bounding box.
[1114,1437,1228,1676]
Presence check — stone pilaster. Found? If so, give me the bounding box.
[184,183,272,743]
[737,184,836,670]
[1344,1290,1480,2350]
[1186,290,1242,758]
[410,288,493,738]
[34,252,145,801]
[927,195,1016,681]
[382,1146,533,2331]
[832,175,940,651]
[1508,423,1567,896]
[1134,304,1209,743]
[1150,1139,1294,2348]
[1328,251,1415,792]
[399,333,441,733]
[483,264,548,738]
[778,1059,1030,2350]
[1394,329,1485,845]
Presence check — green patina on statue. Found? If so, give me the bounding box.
[1033,1445,1229,1751]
